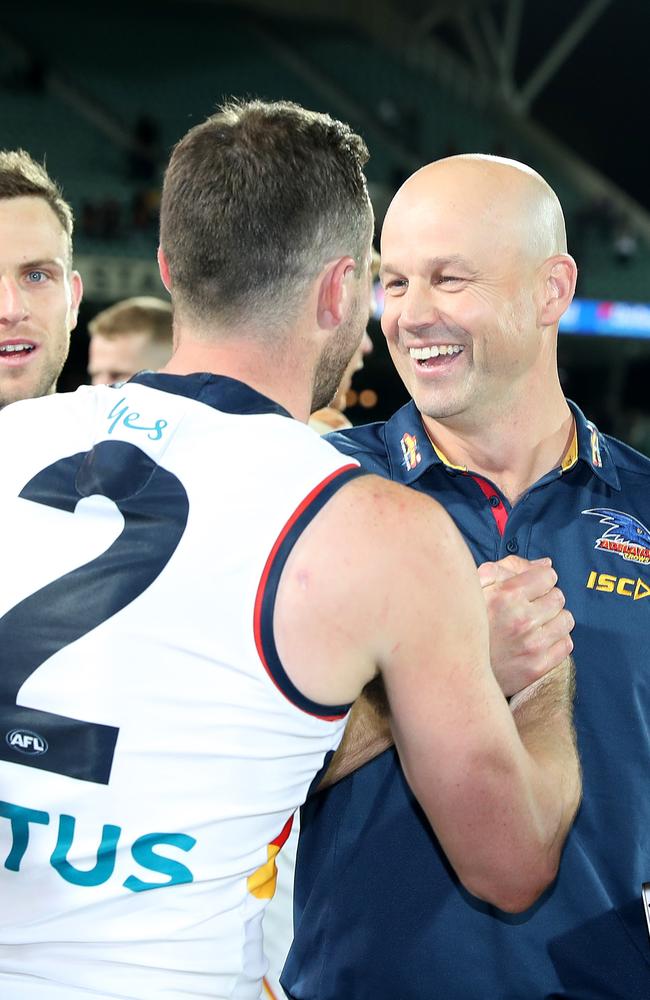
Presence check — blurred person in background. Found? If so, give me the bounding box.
[0,149,82,410]
[87,295,173,385]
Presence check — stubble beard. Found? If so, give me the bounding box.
[311,299,365,414]
[0,334,69,411]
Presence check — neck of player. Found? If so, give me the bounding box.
[161,328,317,424]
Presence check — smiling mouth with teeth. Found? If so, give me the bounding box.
[409,345,464,361]
[0,344,35,355]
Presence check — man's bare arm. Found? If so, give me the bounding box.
[275,476,581,913]
[502,655,582,871]
[508,653,581,850]
[320,553,575,788]
[318,677,391,790]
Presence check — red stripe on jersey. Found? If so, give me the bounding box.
[271,813,294,850]
[254,463,358,721]
[471,475,508,536]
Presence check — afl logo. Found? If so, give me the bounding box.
[6,729,48,756]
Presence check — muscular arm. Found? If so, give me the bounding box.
[275,475,581,913]
[321,554,575,787]
[374,513,580,912]
[318,677,391,790]
[507,655,581,862]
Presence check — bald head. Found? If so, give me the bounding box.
[379,152,577,429]
[385,154,567,266]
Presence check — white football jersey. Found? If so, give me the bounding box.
[0,373,360,999]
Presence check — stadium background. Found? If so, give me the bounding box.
[2,0,648,447]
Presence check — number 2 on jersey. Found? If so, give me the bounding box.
[0,441,189,784]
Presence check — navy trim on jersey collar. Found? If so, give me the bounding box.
[383,398,620,491]
[128,371,292,419]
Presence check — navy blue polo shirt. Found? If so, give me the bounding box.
[282,400,650,1000]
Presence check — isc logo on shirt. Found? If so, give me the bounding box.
[5,729,48,756]
[586,571,650,601]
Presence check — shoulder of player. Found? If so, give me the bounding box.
[274,474,463,703]
[306,473,457,569]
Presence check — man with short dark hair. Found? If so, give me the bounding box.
[159,100,372,333]
[283,153,650,1000]
[0,149,82,409]
[0,107,579,999]
[87,296,173,385]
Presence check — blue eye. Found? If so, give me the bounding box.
[26,271,47,283]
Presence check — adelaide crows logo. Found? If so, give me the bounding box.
[582,508,650,565]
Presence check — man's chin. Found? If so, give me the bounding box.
[418,397,466,422]
[0,374,58,410]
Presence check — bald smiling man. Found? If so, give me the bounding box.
[283,156,650,999]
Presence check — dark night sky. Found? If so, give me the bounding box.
[518,0,648,210]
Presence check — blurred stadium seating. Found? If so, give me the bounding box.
[1,0,648,442]
[1,0,647,300]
